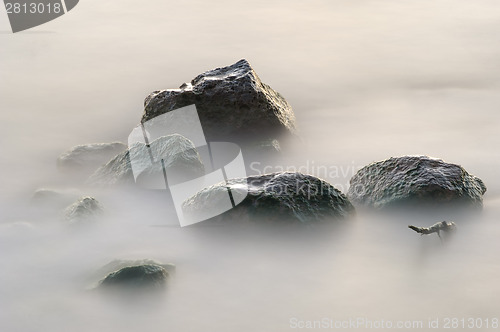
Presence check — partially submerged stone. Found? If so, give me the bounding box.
[64,196,104,223]
[87,134,204,186]
[99,264,169,290]
[182,172,355,225]
[31,188,82,210]
[97,259,176,277]
[347,156,486,209]
[57,142,127,174]
[141,59,296,143]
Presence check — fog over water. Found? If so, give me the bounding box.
[1,1,500,331]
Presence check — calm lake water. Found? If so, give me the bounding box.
[1,1,499,331]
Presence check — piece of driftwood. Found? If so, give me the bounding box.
[408,221,456,239]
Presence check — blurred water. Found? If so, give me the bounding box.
[1,1,500,331]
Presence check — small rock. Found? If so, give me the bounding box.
[141,59,297,143]
[99,264,169,290]
[257,138,281,153]
[182,172,355,224]
[64,196,104,223]
[31,188,82,210]
[87,134,204,186]
[57,142,127,175]
[97,259,176,277]
[347,155,487,209]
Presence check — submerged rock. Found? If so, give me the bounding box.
[57,142,127,174]
[87,134,204,186]
[182,172,355,224]
[99,264,169,290]
[31,188,82,210]
[97,259,176,277]
[347,156,487,209]
[64,196,104,223]
[141,59,296,143]
[256,138,281,153]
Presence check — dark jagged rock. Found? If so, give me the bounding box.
[347,156,487,209]
[182,172,355,224]
[141,59,296,143]
[87,134,204,186]
[64,196,104,223]
[57,142,127,174]
[99,264,169,290]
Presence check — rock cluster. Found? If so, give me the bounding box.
[44,60,490,298]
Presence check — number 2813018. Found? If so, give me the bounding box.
[443,318,499,329]
[5,2,62,14]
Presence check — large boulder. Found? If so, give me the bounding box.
[141,59,296,143]
[347,156,487,209]
[57,142,127,174]
[182,172,355,225]
[87,134,204,186]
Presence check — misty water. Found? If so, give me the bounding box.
[1,1,500,331]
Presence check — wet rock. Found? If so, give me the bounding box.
[64,196,104,223]
[347,156,487,209]
[97,259,176,278]
[87,134,204,186]
[99,264,169,290]
[141,59,296,143]
[57,142,127,175]
[182,172,355,224]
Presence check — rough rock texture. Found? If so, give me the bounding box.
[99,264,169,290]
[141,59,296,143]
[64,196,104,223]
[96,259,176,278]
[57,142,127,173]
[347,156,487,209]
[87,134,204,186]
[182,172,355,224]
